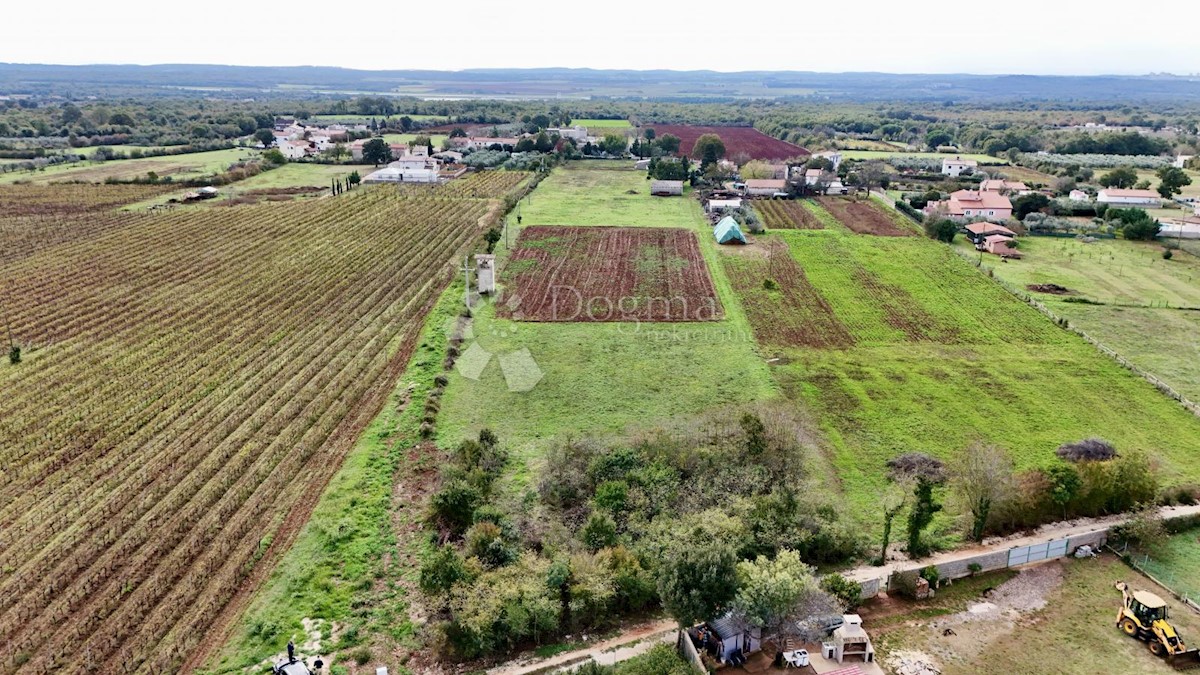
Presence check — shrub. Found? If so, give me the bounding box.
[820,573,862,611]
[1111,505,1167,551]
[1056,438,1117,463]
[420,545,469,596]
[763,278,779,291]
[968,562,983,576]
[1164,248,1174,260]
[581,512,619,552]
[466,521,518,568]
[923,217,958,243]
[351,647,372,666]
[428,479,481,537]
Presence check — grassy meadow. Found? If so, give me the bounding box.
[1138,527,1200,600]
[380,133,449,147]
[734,230,1200,523]
[436,162,781,484]
[0,147,257,184]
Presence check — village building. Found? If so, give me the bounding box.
[980,179,1030,194]
[650,180,683,196]
[706,197,743,212]
[1069,189,1091,202]
[942,156,978,177]
[1097,188,1162,208]
[933,189,1013,221]
[964,221,1017,245]
[1176,154,1195,169]
[547,126,588,142]
[983,234,1022,258]
[449,136,521,151]
[276,140,311,160]
[744,179,788,197]
[812,149,843,170]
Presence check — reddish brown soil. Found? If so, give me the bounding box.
[721,239,854,348]
[498,226,723,322]
[643,125,809,161]
[817,197,915,236]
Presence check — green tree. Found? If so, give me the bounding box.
[923,218,958,243]
[643,128,656,141]
[599,133,627,156]
[362,137,391,166]
[348,170,361,186]
[693,134,726,169]
[262,148,286,165]
[484,227,502,254]
[1110,208,1160,241]
[253,129,275,147]
[1099,167,1138,189]
[657,535,739,626]
[1044,464,1081,519]
[582,512,618,552]
[1011,193,1050,221]
[906,477,942,558]
[732,550,837,639]
[420,545,468,596]
[399,115,413,131]
[1155,166,1192,199]
[656,133,681,154]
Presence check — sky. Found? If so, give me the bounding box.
[3,0,1198,76]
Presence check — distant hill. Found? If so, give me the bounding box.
[2,63,1200,102]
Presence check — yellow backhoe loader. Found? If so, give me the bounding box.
[1115,581,1200,670]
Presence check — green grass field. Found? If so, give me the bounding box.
[1135,168,1200,199]
[1138,527,1200,600]
[0,147,257,185]
[573,118,632,128]
[723,229,1200,525]
[958,237,1200,307]
[228,162,367,191]
[436,162,780,485]
[840,150,1006,164]
[380,133,449,147]
[517,163,698,226]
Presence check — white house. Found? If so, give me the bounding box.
[942,156,978,177]
[1069,189,1091,202]
[277,140,310,160]
[1175,154,1195,169]
[706,197,743,212]
[812,150,843,171]
[804,168,823,186]
[384,155,441,182]
[1097,188,1162,208]
[548,126,588,142]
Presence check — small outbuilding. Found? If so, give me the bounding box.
[703,614,762,664]
[714,216,747,245]
[829,614,875,665]
[706,197,743,213]
[744,179,787,197]
[651,180,684,196]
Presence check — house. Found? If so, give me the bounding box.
[634,158,651,171]
[980,179,1030,194]
[804,168,823,186]
[939,189,1013,221]
[548,126,588,142]
[386,155,441,182]
[714,216,747,244]
[701,614,762,664]
[744,179,787,197]
[362,164,440,184]
[965,221,1016,244]
[1069,189,1091,202]
[706,197,743,213]
[450,136,521,151]
[650,180,683,196]
[813,150,843,170]
[1097,188,1162,208]
[983,234,1022,258]
[277,140,311,160]
[942,156,978,177]
[1176,154,1195,169]
[273,116,296,131]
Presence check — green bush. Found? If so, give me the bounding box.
[820,573,862,610]
[581,512,619,552]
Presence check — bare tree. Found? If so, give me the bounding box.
[951,442,1015,542]
[855,160,888,199]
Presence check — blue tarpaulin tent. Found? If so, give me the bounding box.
[714,216,747,245]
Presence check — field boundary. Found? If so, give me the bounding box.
[951,248,1200,418]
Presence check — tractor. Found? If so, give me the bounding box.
[1115,581,1200,670]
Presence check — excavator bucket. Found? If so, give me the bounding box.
[1171,649,1200,670]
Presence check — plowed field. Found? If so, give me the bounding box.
[643,125,809,161]
[498,226,723,322]
[817,197,914,236]
[753,200,824,230]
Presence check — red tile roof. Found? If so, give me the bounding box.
[1099,189,1160,199]
[966,222,1016,236]
[949,189,1012,211]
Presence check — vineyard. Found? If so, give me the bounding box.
[390,170,531,200]
[0,183,173,265]
[0,186,498,672]
[498,226,722,321]
[642,125,809,160]
[816,197,915,236]
[719,239,852,348]
[752,200,824,230]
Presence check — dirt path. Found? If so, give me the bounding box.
[845,503,1200,586]
[485,619,678,675]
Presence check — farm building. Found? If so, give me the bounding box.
[934,189,1012,221]
[980,179,1030,195]
[964,221,1016,244]
[804,168,823,185]
[1097,188,1162,208]
[942,156,978,177]
[634,158,651,170]
[449,136,522,151]
[651,180,684,196]
[714,216,747,245]
[694,614,762,665]
[813,150,843,170]
[706,197,743,213]
[1069,189,1091,202]
[1176,154,1195,169]
[983,234,1022,258]
[744,179,787,197]
[362,161,441,184]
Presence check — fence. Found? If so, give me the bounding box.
[951,247,1200,418]
[677,630,707,675]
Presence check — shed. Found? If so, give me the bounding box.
[714,216,747,245]
[744,179,787,197]
[634,158,651,170]
[707,197,743,213]
[706,614,762,663]
[651,180,684,196]
[475,254,496,294]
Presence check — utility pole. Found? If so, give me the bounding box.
[460,255,476,310]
